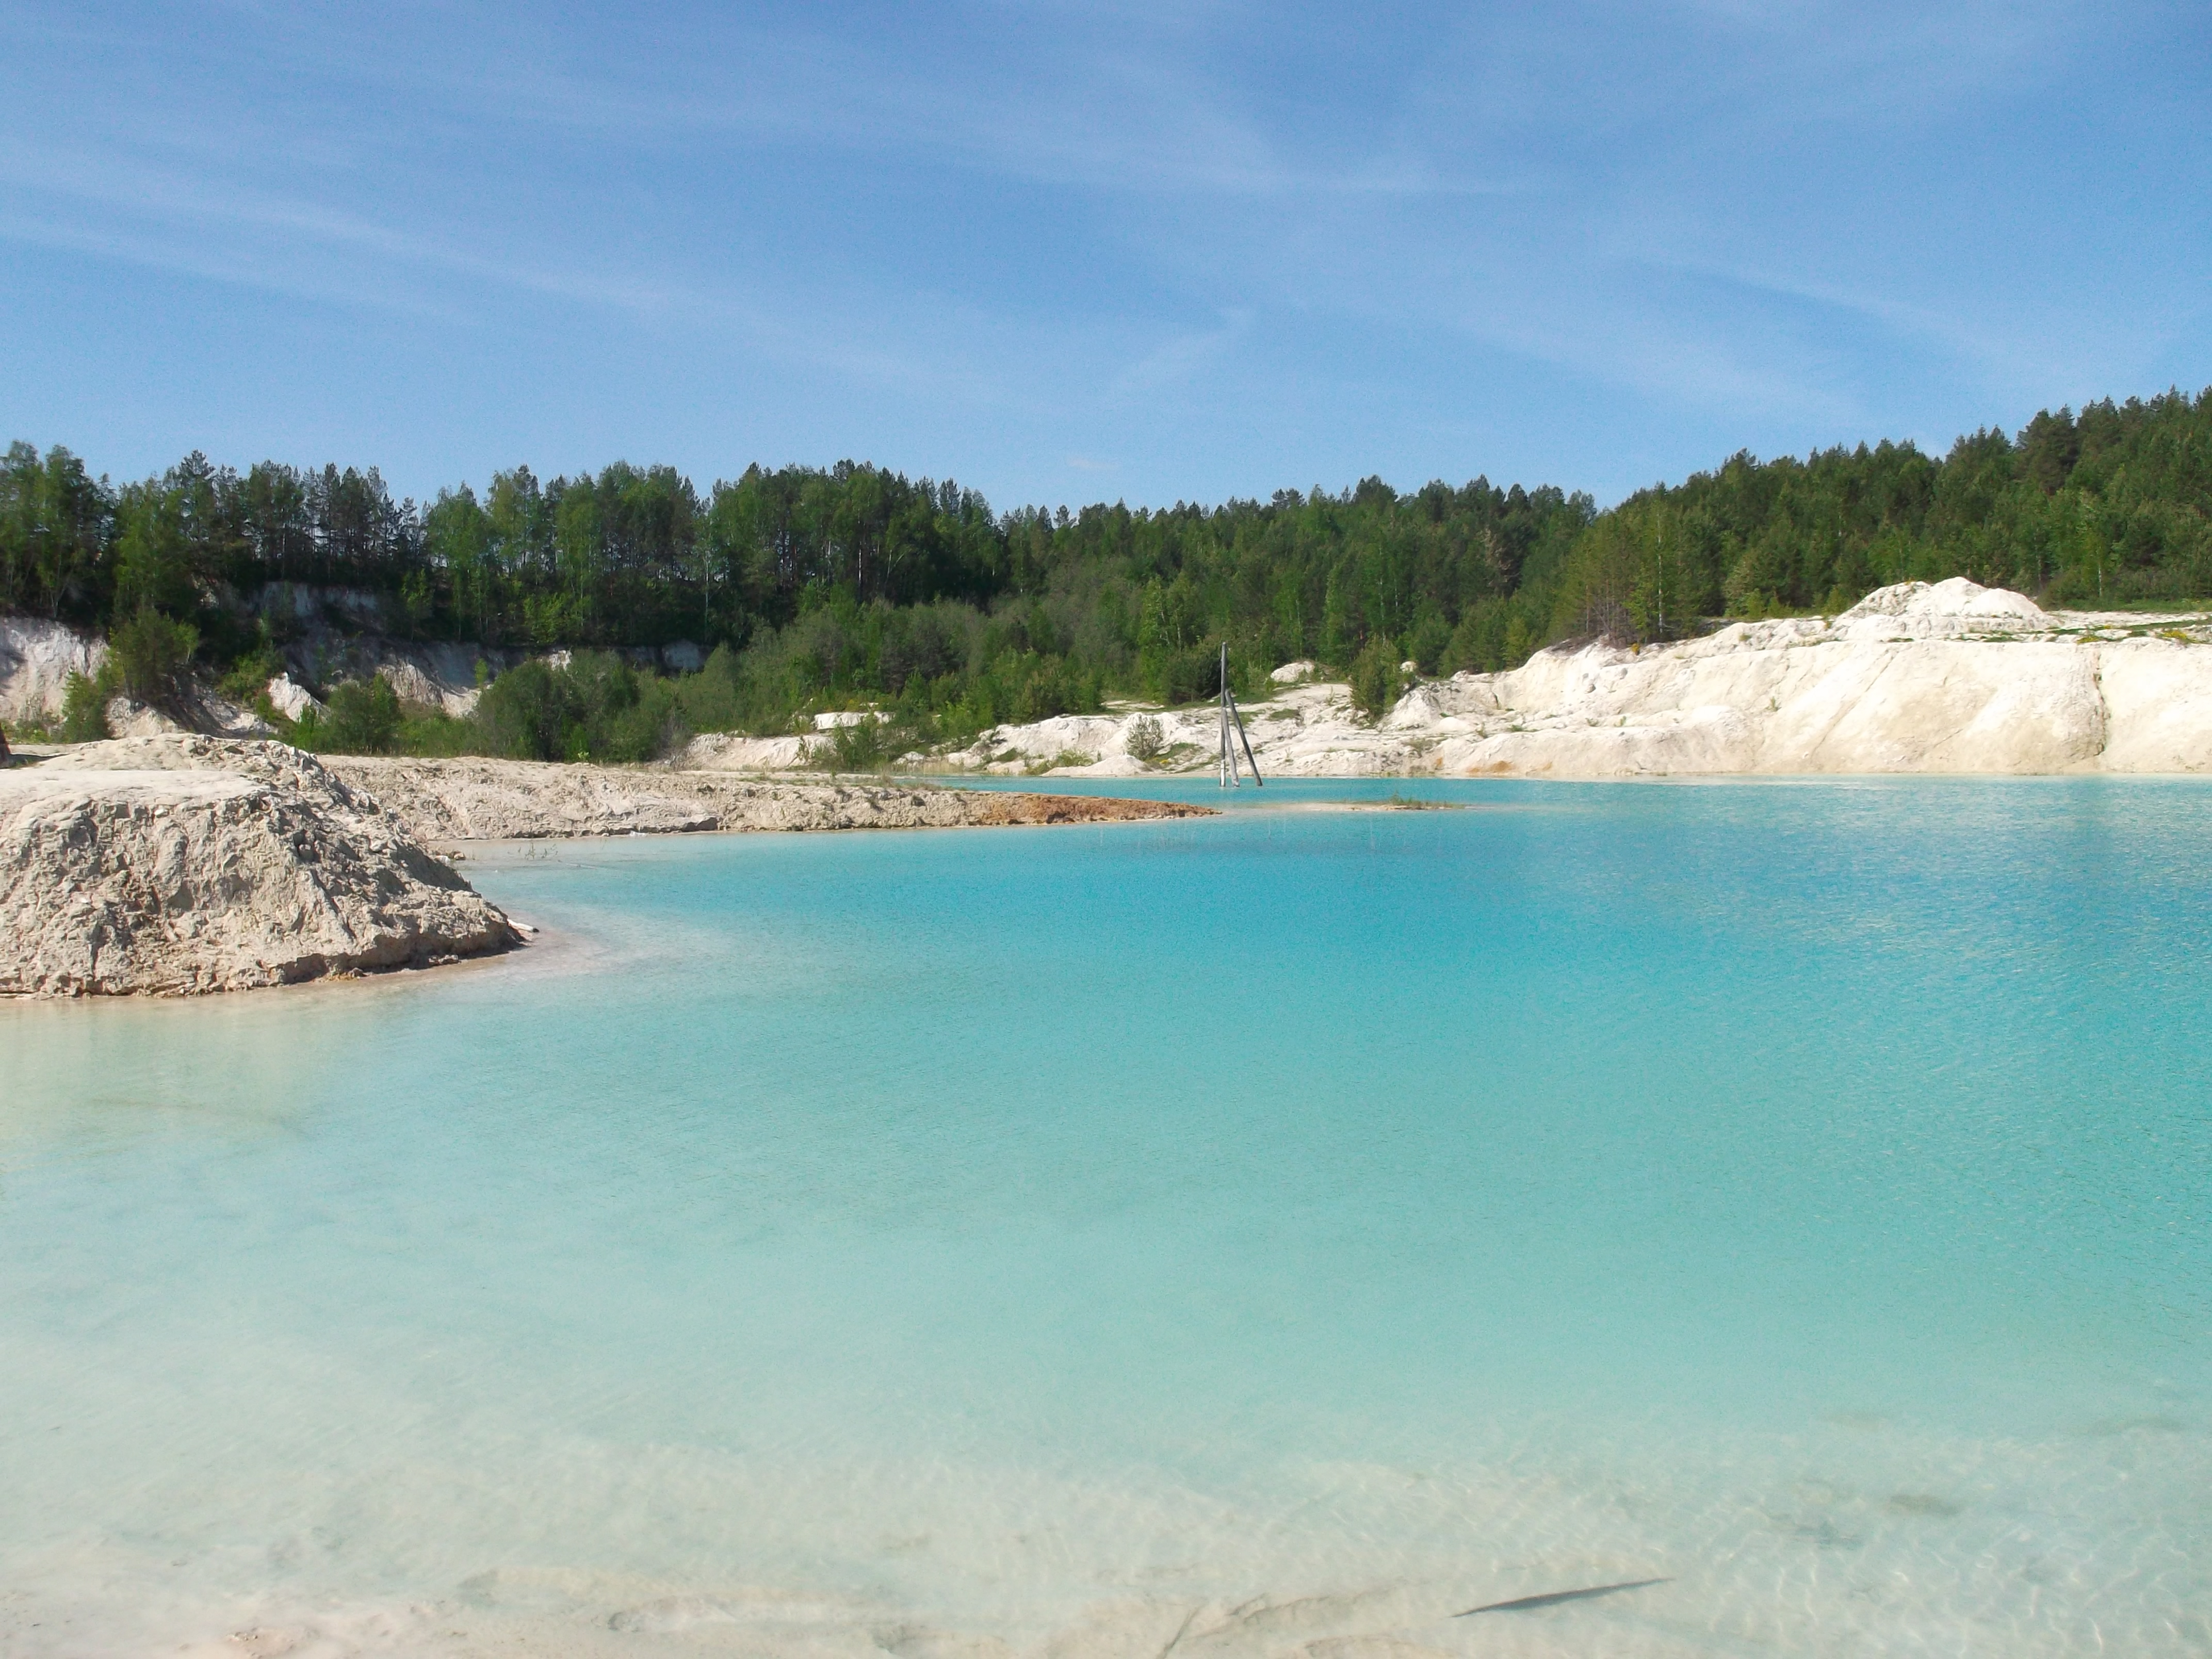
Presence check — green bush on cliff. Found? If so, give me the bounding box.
[1351,636,1404,722]
[108,608,198,707]
[59,669,112,742]
[216,640,284,704]
[815,715,922,772]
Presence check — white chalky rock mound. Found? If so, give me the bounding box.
[1394,579,2212,776]
[1,736,518,996]
[1830,576,2053,640]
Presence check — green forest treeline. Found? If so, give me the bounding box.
[5,387,2209,758]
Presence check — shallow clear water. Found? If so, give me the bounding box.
[3,778,2208,1656]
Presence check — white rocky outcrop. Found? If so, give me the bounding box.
[100,691,276,742]
[1827,576,2053,638]
[1,737,518,996]
[1408,580,2212,776]
[0,737,1207,996]
[678,690,1413,781]
[679,732,815,770]
[376,659,470,713]
[2,615,282,737]
[264,672,324,722]
[0,616,105,723]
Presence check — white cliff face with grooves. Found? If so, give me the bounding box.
[0,736,517,996]
[0,615,105,722]
[1413,579,2212,776]
[752,580,2208,780]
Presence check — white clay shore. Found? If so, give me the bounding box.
[0,737,1209,996]
[319,755,1211,843]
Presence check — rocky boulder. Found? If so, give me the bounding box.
[1,736,518,996]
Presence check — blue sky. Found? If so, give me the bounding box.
[3,1,2206,509]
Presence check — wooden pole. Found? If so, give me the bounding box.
[1218,643,1234,787]
[1221,641,1239,787]
[1215,642,1261,787]
[1226,682,1262,786]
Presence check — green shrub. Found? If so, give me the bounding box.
[471,659,570,760]
[472,652,686,762]
[825,713,933,771]
[297,673,402,753]
[60,669,112,742]
[217,643,285,704]
[672,643,745,732]
[109,609,199,706]
[1404,609,1452,674]
[816,717,897,772]
[394,708,481,757]
[1350,636,1404,722]
[564,652,685,761]
[1126,713,1164,761]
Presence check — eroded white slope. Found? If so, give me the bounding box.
[1414,580,2211,776]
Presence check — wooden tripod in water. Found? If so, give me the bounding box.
[1216,644,1262,788]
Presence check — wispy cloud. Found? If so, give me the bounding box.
[0,137,687,314]
[0,130,1091,424]
[0,205,453,321]
[1110,309,1255,397]
[0,0,2199,505]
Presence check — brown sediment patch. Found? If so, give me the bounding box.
[949,791,1212,826]
[1887,1493,1963,1518]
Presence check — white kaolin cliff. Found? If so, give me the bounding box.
[1407,579,2212,776]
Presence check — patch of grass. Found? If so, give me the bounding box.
[2076,599,2212,615]
[394,707,482,757]
[1023,749,1098,774]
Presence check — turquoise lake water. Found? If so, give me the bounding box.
[2,777,2208,1655]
